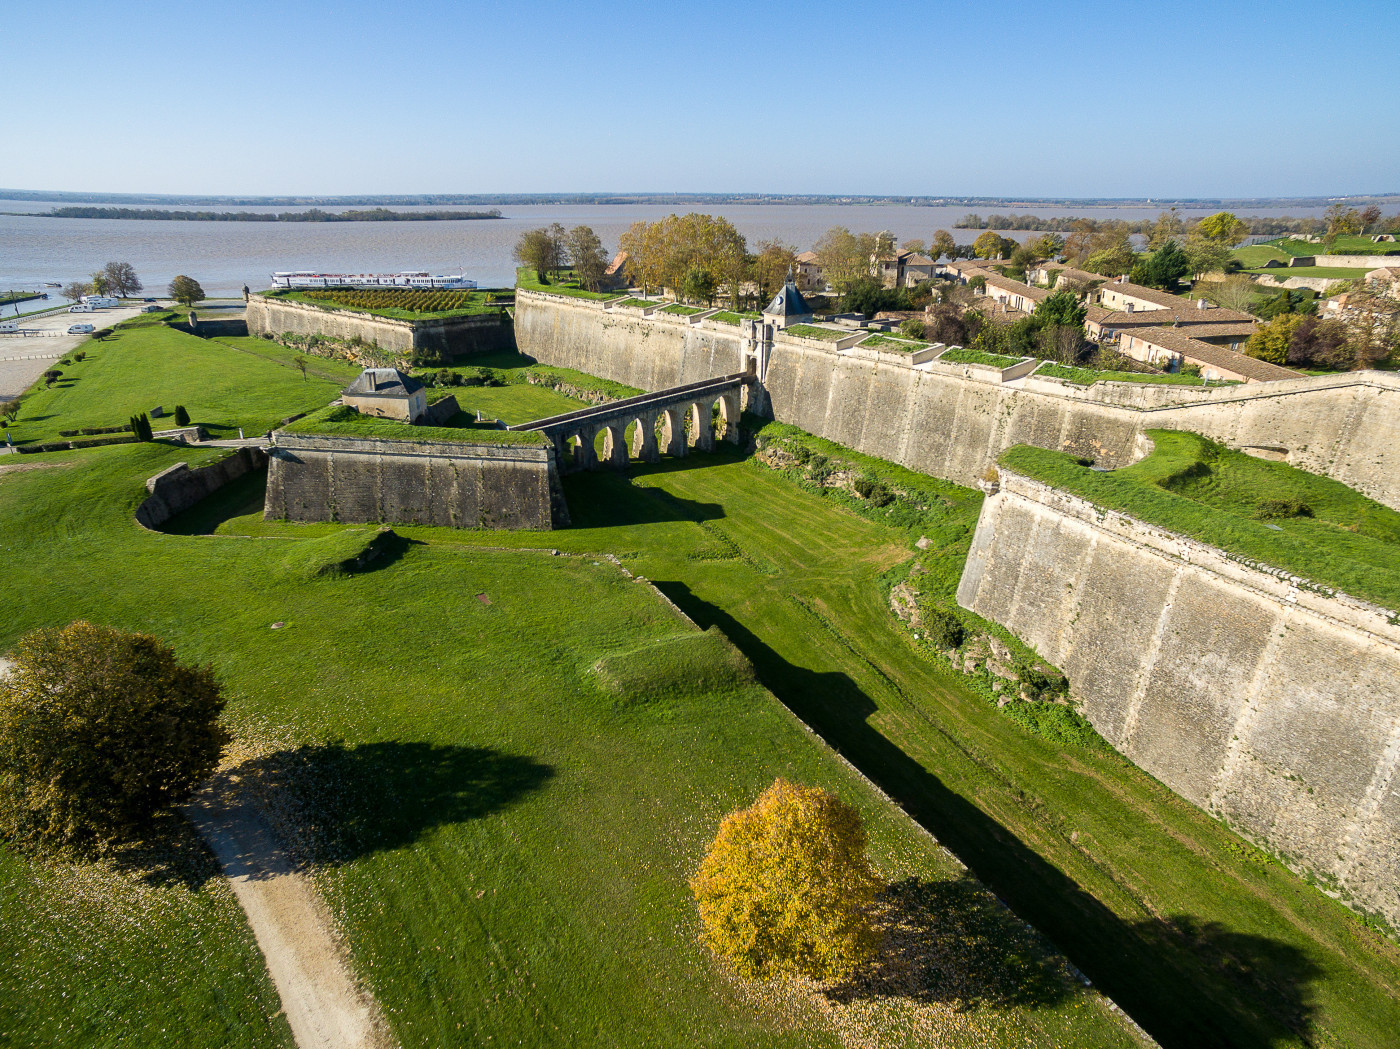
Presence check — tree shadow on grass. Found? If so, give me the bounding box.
[825,874,1073,1010]
[653,580,1322,1048]
[231,740,555,867]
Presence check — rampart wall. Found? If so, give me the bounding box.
[264,433,563,530]
[247,296,514,357]
[956,471,1400,926]
[515,289,1400,509]
[135,447,268,529]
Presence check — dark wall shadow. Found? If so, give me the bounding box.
[562,471,725,527]
[653,580,1322,1049]
[234,741,554,866]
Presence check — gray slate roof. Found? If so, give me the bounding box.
[764,281,811,318]
[344,367,424,399]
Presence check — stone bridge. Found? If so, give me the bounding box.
[510,372,753,471]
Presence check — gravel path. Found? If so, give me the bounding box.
[185,776,396,1049]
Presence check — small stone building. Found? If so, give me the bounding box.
[342,368,427,422]
[762,280,812,329]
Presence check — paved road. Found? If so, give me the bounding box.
[0,304,152,400]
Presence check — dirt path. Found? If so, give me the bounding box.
[185,777,396,1049]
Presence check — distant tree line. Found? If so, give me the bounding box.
[957,207,1400,238]
[42,207,503,222]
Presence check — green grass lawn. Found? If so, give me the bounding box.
[210,335,364,385]
[1033,362,1236,387]
[208,429,1400,1049]
[1263,235,1400,258]
[4,320,345,443]
[0,442,1141,1049]
[1001,430,1400,610]
[859,334,931,351]
[939,346,1021,367]
[516,268,624,301]
[1245,266,1372,281]
[284,404,548,445]
[1233,244,1289,268]
[432,382,585,425]
[783,324,847,342]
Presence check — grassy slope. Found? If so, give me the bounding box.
[5,321,344,442]
[432,383,584,425]
[0,444,1137,1049]
[1001,430,1400,610]
[215,438,1400,1049]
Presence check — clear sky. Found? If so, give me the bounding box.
[3,0,1396,199]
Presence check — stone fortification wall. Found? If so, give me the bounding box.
[515,289,1400,508]
[264,433,562,530]
[1288,254,1400,268]
[957,471,1400,927]
[135,447,268,529]
[247,296,513,357]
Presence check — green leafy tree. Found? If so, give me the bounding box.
[514,226,565,283]
[1034,290,1087,328]
[1182,236,1234,280]
[167,275,205,307]
[89,271,112,296]
[972,230,1014,259]
[1196,212,1249,246]
[691,779,880,980]
[564,225,609,291]
[1246,314,1307,364]
[751,240,797,306]
[1131,241,1190,291]
[0,621,229,851]
[679,266,717,305]
[931,229,958,260]
[1083,241,1135,277]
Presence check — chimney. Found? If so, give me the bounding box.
[1126,302,1134,313]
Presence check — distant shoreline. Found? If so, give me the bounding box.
[19,207,504,223]
[2,190,1397,210]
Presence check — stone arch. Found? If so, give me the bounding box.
[689,399,715,452]
[631,411,661,463]
[661,407,687,458]
[718,390,742,444]
[601,423,628,470]
[572,428,598,471]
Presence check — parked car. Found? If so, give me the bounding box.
[143,297,156,303]
[67,323,95,334]
[69,304,94,313]
[141,304,162,313]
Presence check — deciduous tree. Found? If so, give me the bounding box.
[972,230,1014,260]
[1246,314,1307,364]
[564,225,608,291]
[167,275,205,307]
[1083,241,1135,277]
[1195,211,1249,246]
[751,240,797,305]
[1182,236,1234,280]
[931,229,958,260]
[691,779,880,981]
[62,281,90,304]
[0,622,228,851]
[513,226,565,282]
[102,261,143,298]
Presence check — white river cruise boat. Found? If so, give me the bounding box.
[270,270,477,290]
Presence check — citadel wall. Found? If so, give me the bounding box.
[264,432,563,530]
[514,289,1400,509]
[956,471,1400,927]
[247,295,514,357]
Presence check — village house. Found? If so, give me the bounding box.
[1027,264,1106,292]
[1097,277,1198,313]
[342,367,427,423]
[794,250,826,291]
[877,251,938,289]
[1116,326,1300,384]
[981,273,1049,314]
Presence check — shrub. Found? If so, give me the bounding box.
[923,607,967,649]
[129,413,153,441]
[43,369,62,386]
[691,779,880,980]
[174,405,190,426]
[853,474,895,507]
[0,622,229,851]
[899,318,927,340]
[1255,499,1313,520]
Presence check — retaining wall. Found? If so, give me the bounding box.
[247,296,514,357]
[956,471,1400,927]
[135,447,268,529]
[515,289,1400,509]
[264,432,563,530]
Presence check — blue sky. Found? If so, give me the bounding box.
[3,0,1396,198]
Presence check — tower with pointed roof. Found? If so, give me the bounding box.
[762,276,812,329]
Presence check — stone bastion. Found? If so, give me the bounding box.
[246,294,514,357]
[264,431,566,530]
[958,470,1400,928]
[514,288,1400,510]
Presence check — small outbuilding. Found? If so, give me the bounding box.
[342,367,427,422]
[762,280,812,329]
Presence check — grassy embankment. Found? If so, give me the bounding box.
[938,346,1022,367]
[210,419,1400,1049]
[1033,362,1235,387]
[283,404,548,446]
[0,327,1139,1046]
[1230,242,1375,281]
[516,267,624,301]
[2,318,346,445]
[1001,430,1400,611]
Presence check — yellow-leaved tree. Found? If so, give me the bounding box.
[690,778,880,980]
